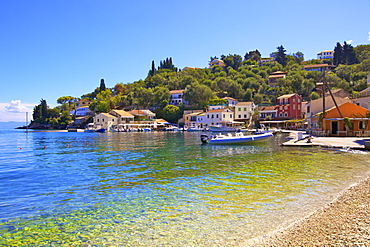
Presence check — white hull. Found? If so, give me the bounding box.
[201,132,273,144]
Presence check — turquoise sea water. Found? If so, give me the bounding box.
[0,127,369,246]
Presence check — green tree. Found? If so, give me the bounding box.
[162,105,183,123]
[272,45,287,67]
[100,79,106,91]
[184,82,215,108]
[59,110,72,125]
[333,42,343,65]
[153,86,170,105]
[343,42,358,65]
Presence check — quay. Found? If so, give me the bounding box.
[281,131,370,150]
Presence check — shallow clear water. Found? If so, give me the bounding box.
[0,128,369,246]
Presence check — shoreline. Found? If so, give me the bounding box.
[244,173,370,246]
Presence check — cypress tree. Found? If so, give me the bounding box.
[100,79,106,91]
[333,42,343,65]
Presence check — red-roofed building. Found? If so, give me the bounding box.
[170,90,188,106]
[303,63,330,72]
[268,71,288,87]
[277,93,302,119]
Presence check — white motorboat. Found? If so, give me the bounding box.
[201,132,273,144]
[84,123,96,133]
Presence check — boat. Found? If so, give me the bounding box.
[84,123,96,133]
[200,132,273,144]
[209,121,243,132]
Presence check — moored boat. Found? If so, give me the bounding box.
[201,132,273,144]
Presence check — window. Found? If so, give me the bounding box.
[293,105,296,110]
[244,107,246,111]
[359,121,368,130]
[244,114,247,118]
[238,108,241,111]
[223,114,225,118]
[216,114,218,118]
[238,115,241,118]
[230,114,232,118]
[212,114,214,119]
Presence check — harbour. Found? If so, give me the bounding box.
[1,127,369,246]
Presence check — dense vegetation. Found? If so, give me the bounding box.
[32,42,370,126]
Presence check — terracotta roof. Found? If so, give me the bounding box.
[98,113,117,118]
[277,94,296,99]
[170,90,184,94]
[110,110,134,117]
[206,109,230,113]
[261,106,277,111]
[222,97,237,101]
[303,64,330,68]
[270,71,287,75]
[236,102,253,106]
[268,74,286,79]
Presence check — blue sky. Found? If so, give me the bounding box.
[1,0,369,122]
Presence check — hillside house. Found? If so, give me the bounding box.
[303,63,330,72]
[268,71,288,87]
[222,97,239,107]
[317,50,334,60]
[169,90,187,106]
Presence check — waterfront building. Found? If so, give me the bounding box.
[129,109,155,122]
[276,94,302,120]
[93,113,118,131]
[108,110,134,124]
[204,108,234,128]
[184,112,206,129]
[310,102,370,137]
[234,102,257,123]
[259,105,278,120]
[306,96,352,130]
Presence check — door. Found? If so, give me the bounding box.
[331,121,338,135]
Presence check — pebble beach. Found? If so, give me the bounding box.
[246,174,370,246]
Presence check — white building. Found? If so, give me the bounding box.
[234,102,257,121]
[317,50,334,60]
[204,108,234,127]
[70,106,93,116]
[222,97,239,107]
[184,112,206,129]
[169,90,187,106]
[93,113,118,130]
